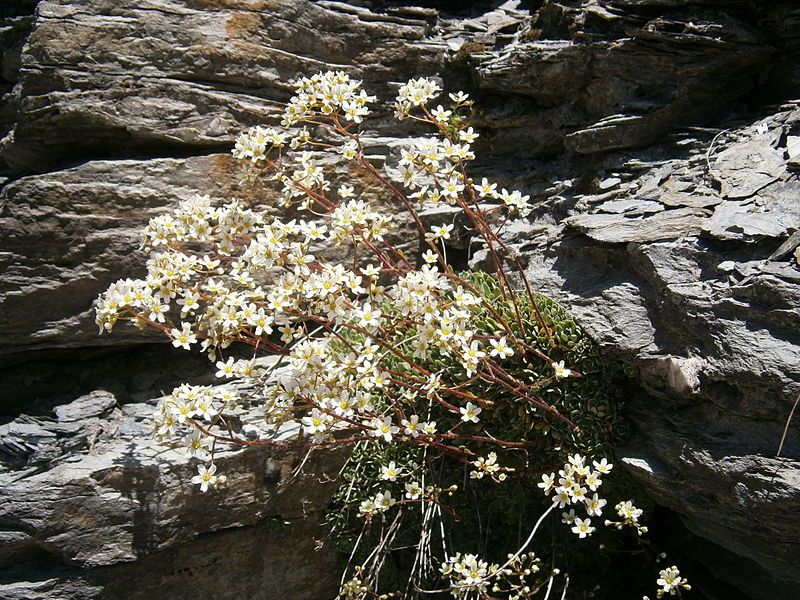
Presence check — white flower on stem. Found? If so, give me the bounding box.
[552,360,572,379]
[458,127,478,143]
[538,473,555,495]
[185,431,211,460]
[421,249,438,264]
[552,486,571,508]
[430,224,454,240]
[401,415,421,438]
[460,401,482,423]
[593,457,613,474]
[278,324,299,344]
[357,303,383,330]
[405,481,422,500]
[585,470,602,491]
[473,177,498,199]
[489,337,514,359]
[657,566,690,597]
[148,303,168,323]
[374,490,396,511]
[371,417,399,442]
[561,508,577,524]
[422,420,438,435]
[431,105,452,122]
[338,183,355,198]
[360,264,381,278]
[215,357,236,378]
[571,517,595,538]
[616,500,644,521]
[170,322,197,350]
[585,494,607,517]
[302,408,330,437]
[191,463,218,492]
[381,461,401,481]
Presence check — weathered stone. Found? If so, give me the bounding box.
[712,137,787,199]
[506,105,800,599]
[1,0,445,172]
[0,379,344,600]
[564,207,707,243]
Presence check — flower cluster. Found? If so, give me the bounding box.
[440,553,499,599]
[656,566,691,597]
[490,553,543,600]
[538,454,613,538]
[470,451,513,482]
[605,500,648,536]
[232,125,287,162]
[283,70,376,126]
[358,490,396,518]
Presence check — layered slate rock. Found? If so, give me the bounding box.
[1,0,444,171]
[497,104,800,600]
[0,380,344,600]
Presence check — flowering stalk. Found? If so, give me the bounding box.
[95,71,636,599]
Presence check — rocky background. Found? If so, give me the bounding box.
[1,1,798,599]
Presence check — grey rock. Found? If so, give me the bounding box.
[0,380,344,600]
[1,0,445,172]
[712,137,787,199]
[53,391,116,423]
[564,207,707,243]
[787,135,800,166]
[508,105,800,599]
[703,199,796,241]
[595,198,663,216]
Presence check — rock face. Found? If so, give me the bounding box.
[1,1,799,599]
[508,105,800,599]
[0,385,344,600]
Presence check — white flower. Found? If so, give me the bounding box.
[571,517,595,538]
[585,470,602,491]
[552,486,571,508]
[552,360,572,379]
[431,104,452,122]
[585,493,607,517]
[357,303,383,330]
[381,461,401,481]
[458,127,478,143]
[374,490,396,511]
[401,415,421,438]
[538,473,555,495]
[405,481,422,500]
[215,357,236,378]
[460,401,482,423]
[430,223,454,240]
[302,408,331,437]
[421,249,438,264]
[593,457,613,474]
[371,417,399,442]
[170,322,197,350]
[561,508,577,524]
[489,337,514,359]
[185,431,211,460]
[657,566,689,597]
[191,463,218,492]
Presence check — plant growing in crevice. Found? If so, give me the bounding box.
[96,71,687,599]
